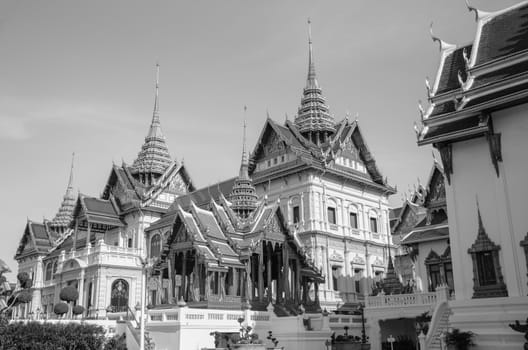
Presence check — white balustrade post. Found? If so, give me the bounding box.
[435,284,449,303]
[418,331,426,350]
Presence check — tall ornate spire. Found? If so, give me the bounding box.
[50,153,77,233]
[229,109,258,219]
[132,64,173,184]
[307,18,318,89]
[294,19,335,144]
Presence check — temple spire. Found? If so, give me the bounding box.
[131,64,173,184]
[294,19,335,143]
[229,108,258,219]
[239,107,249,180]
[50,153,77,234]
[307,18,318,89]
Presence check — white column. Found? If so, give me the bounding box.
[31,257,44,316]
[78,269,85,309]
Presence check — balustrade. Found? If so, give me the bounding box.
[366,292,437,308]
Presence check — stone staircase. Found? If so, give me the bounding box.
[424,301,450,350]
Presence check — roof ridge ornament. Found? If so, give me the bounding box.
[418,100,425,122]
[465,0,491,21]
[430,22,456,51]
[425,77,432,98]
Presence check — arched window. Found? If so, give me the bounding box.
[110,279,129,313]
[45,262,53,281]
[150,234,162,258]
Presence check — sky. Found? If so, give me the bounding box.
[0,0,522,278]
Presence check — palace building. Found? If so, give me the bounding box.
[11,21,398,350]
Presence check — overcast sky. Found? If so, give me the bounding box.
[0,0,521,277]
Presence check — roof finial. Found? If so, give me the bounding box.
[430,22,455,51]
[239,106,249,180]
[476,196,484,234]
[153,62,160,117]
[306,18,318,88]
[465,0,479,21]
[68,152,75,190]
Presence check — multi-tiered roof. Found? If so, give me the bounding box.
[417,1,528,180]
[294,20,335,144]
[131,64,173,184]
[49,153,77,234]
[229,121,258,218]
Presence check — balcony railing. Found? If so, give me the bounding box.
[366,292,437,308]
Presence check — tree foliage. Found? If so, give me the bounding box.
[59,286,79,302]
[0,322,107,350]
[17,272,32,289]
[53,302,69,316]
[72,305,85,315]
[104,333,127,350]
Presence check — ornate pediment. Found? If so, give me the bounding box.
[329,250,344,262]
[168,173,188,193]
[372,257,384,267]
[263,132,286,157]
[351,255,365,265]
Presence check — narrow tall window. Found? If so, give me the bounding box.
[293,206,300,224]
[350,212,358,229]
[150,234,161,258]
[428,264,442,292]
[476,251,497,286]
[370,217,378,233]
[327,207,337,225]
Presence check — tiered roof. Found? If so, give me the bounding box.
[418,1,528,146]
[131,64,173,177]
[250,117,395,194]
[294,20,335,140]
[229,122,258,218]
[49,153,77,232]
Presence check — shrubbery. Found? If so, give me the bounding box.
[53,302,69,316]
[72,305,85,315]
[59,286,79,302]
[0,322,107,350]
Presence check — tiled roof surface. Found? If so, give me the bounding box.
[401,226,449,244]
[464,81,528,108]
[429,101,457,118]
[476,3,528,66]
[436,45,472,95]
[172,178,236,210]
[422,115,482,141]
[473,60,528,88]
[83,197,119,216]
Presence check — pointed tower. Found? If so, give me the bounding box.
[229,116,258,219]
[294,19,335,145]
[131,63,173,186]
[50,153,77,235]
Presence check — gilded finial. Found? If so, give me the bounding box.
[414,122,421,140]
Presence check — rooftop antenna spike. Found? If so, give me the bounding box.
[285,112,289,122]
[266,108,270,119]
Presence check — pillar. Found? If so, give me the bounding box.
[181,251,187,301]
[258,250,264,301]
[78,269,85,310]
[266,244,272,302]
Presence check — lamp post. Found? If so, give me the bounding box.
[139,257,155,350]
[359,303,367,344]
